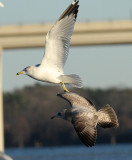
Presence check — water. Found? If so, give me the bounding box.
[5,144,132,160]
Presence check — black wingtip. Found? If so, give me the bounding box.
[58,0,79,21]
[74,0,79,4]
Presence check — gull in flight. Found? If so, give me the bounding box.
[17,0,82,92]
[51,92,119,147]
[0,151,13,160]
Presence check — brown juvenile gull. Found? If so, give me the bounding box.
[51,92,119,147]
[16,0,82,92]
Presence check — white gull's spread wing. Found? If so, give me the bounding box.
[41,1,79,72]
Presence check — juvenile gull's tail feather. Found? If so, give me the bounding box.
[97,104,119,128]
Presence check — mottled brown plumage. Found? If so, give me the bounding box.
[52,92,119,147]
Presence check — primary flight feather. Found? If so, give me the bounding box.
[17,1,82,92]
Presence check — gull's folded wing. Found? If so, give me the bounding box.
[41,1,79,72]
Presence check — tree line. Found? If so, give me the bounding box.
[3,84,132,148]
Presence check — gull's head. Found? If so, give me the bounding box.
[51,110,66,120]
[16,66,33,76]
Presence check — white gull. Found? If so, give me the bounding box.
[17,1,82,92]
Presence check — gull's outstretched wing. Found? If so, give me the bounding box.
[57,92,96,112]
[41,1,79,72]
[72,113,98,147]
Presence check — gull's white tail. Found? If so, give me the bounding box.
[97,104,119,128]
[59,74,82,88]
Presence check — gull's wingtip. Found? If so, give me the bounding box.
[58,0,79,21]
[72,0,79,5]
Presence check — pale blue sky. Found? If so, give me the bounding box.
[1,0,132,91]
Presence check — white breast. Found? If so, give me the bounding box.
[28,66,62,84]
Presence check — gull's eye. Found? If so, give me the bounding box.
[58,112,61,116]
[24,67,28,71]
[23,66,30,72]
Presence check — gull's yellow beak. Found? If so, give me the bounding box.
[16,72,23,75]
